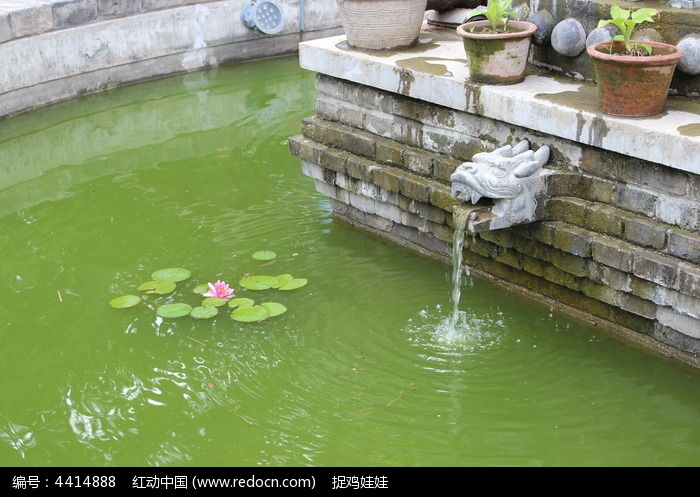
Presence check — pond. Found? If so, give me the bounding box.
[1,56,699,467]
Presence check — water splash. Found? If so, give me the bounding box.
[447,206,474,337]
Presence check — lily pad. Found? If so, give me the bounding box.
[272,274,294,288]
[191,306,218,319]
[239,275,278,290]
[202,297,228,307]
[109,295,141,309]
[252,250,277,261]
[192,283,209,295]
[137,280,158,292]
[230,305,269,322]
[151,267,191,283]
[261,302,287,317]
[143,280,176,295]
[229,297,255,308]
[157,303,192,318]
[278,278,308,291]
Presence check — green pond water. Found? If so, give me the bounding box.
[1,57,699,467]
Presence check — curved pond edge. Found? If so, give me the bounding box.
[0,0,342,119]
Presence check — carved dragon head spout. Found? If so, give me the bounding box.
[450,140,551,231]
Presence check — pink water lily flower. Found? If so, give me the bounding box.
[204,280,234,300]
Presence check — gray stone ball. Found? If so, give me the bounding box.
[551,18,587,57]
[527,9,555,46]
[632,28,664,43]
[586,25,619,48]
[677,34,700,76]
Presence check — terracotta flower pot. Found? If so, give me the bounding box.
[336,0,428,50]
[456,20,537,84]
[587,40,684,117]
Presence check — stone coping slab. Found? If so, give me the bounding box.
[298,29,700,175]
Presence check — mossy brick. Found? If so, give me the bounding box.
[399,175,431,203]
[479,230,515,248]
[551,251,589,277]
[345,156,378,181]
[581,279,620,306]
[653,324,700,355]
[585,204,624,237]
[612,185,656,217]
[364,112,395,138]
[622,215,667,250]
[433,222,455,244]
[422,128,458,155]
[546,197,590,225]
[512,236,553,262]
[635,163,689,197]
[583,176,615,203]
[433,158,461,183]
[678,264,700,298]
[372,168,401,193]
[319,148,349,174]
[630,276,658,302]
[544,265,580,291]
[339,130,376,159]
[527,222,557,245]
[546,173,582,197]
[375,140,404,166]
[579,148,622,181]
[492,248,523,270]
[429,186,456,214]
[364,210,394,233]
[591,237,634,271]
[404,149,434,176]
[589,262,631,292]
[666,230,700,263]
[413,200,447,225]
[523,256,547,276]
[632,251,678,288]
[552,223,592,257]
[617,293,657,319]
[656,197,700,231]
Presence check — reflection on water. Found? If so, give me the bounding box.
[1,57,700,467]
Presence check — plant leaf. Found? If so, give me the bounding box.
[157,303,192,318]
[109,295,141,309]
[261,302,287,317]
[230,305,269,322]
[151,268,191,283]
[191,306,218,319]
[192,283,209,295]
[278,278,308,291]
[252,250,277,261]
[239,275,278,290]
[229,297,255,308]
[202,297,228,307]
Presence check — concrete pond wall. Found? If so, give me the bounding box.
[0,0,342,118]
[288,32,700,368]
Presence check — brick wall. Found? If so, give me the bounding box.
[289,74,700,365]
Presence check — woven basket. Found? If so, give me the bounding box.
[337,0,428,50]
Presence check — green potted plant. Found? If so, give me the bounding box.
[336,0,428,50]
[586,4,684,117]
[455,0,537,84]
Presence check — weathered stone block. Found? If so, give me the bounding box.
[480,230,515,249]
[319,148,348,174]
[666,229,700,263]
[339,106,365,129]
[0,14,11,43]
[345,156,377,181]
[618,293,657,319]
[340,130,376,159]
[656,196,700,231]
[591,237,634,272]
[621,215,667,250]
[9,4,53,37]
[372,168,401,193]
[653,324,700,354]
[399,175,431,204]
[612,184,656,217]
[375,139,403,166]
[97,0,142,18]
[527,222,556,245]
[657,307,700,338]
[586,204,623,237]
[633,251,678,288]
[544,265,580,291]
[364,112,395,138]
[429,185,456,214]
[433,157,460,183]
[678,264,700,299]
[552,223,592,257]
[404,149,434,176]
[546,197,589,226]
[523,256,547,277]
[52,0,98,28]
[589,262,631,292]
[581,279,619,306]
[551,250,588,277]
[316,96,341,121]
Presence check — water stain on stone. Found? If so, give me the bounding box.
[535,88,600,114]
[677,123,700,137]
[395,57,465,77]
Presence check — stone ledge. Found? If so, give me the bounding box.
[299,30,700,175]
